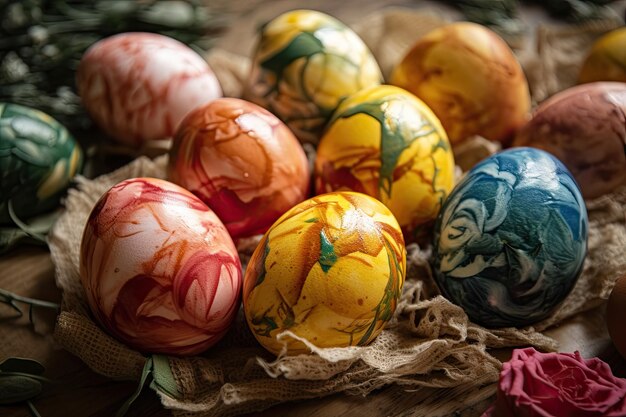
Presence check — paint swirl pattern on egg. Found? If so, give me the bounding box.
[0,103,83,223]
[513,82,626,199]
[391,22,530,145]
[77,32,222,146]
[168,98,310,239]
[315,85,455,242]
[243,192,406,355]
[243,10,383,144]
[80,178,242,355]
[432,148,588,328]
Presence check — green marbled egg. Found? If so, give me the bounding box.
[0,103,83,224]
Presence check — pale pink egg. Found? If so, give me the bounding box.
[79,177,242,356]
[77,33,222,147]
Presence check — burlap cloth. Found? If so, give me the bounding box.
[48,9,626,417]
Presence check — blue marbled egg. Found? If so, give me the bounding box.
[432,147,588,328]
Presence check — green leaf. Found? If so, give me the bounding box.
[150,355,181,400]
[0,375,42,405]
[0,358,45,375]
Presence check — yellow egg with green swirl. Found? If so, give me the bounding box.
[243,191,406,356]
[315,85,455,242]
[243,9,383,145]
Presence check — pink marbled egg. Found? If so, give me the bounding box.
[80,177,242,356]
[77,33,222,147]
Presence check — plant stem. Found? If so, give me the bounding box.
[0,288,60,323]
[27,400,42,417]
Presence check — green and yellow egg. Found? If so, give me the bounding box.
[243,9,383,144]
[243,191,406,355]
[0,103,83,223]
[315,85,455,242]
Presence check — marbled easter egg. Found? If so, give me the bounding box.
[80,178,242,355]
[513,82,626,199]
[432,148,588,328]
[0,103,83,223]
[243,191,406,355]
[77,32,222,147]
[579,27,626,84]
[168,98,310,239]
[391,22,530,145]
[243,9,383,144]
[315,85,455,242]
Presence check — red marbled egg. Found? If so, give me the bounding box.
[168,97,310,239]
[77,32,222,147]
[79,177,242,355]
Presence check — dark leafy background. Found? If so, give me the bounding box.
[0,0,227,134]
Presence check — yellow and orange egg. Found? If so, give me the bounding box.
[579,27,626,84]
[391,22,530,145]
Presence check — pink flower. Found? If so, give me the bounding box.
[482,347,626,417]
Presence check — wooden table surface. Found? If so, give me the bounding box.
[2,1,626,417]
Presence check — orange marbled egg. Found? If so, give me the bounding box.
[168,98,310,239]
[391,22,530,145]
